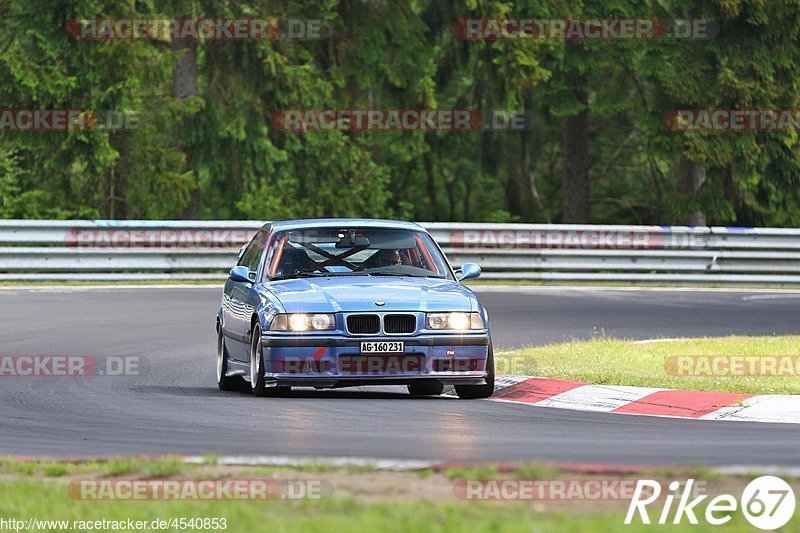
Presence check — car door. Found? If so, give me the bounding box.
[223,230,268,361]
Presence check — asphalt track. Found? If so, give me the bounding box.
[1,285,799,466]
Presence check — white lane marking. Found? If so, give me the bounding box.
[706,395,800,424]
[0,284,222,291]
[471,285,800,294]
[534,385,665,412]
[697,397,767,421]
[183,455,435,471]
[494,374,533,388]
[741,294,800,301]
[443,374,530,397]
[712,465,800,478]
[633,338,697,344]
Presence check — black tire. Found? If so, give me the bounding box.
[454,338,495,399]
[249,323,291,397]
[408,381,445,396]
[217,326,244,391]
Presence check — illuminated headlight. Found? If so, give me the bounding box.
[270,313,336,331]
[426,312,484,330]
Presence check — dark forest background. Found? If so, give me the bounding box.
[2,0,800,226]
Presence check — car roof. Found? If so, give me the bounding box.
[263,218,427,232]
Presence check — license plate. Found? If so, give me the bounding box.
[360,341,404,353]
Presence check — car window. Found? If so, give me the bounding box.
[238,230,268,272]
[266,227,453,280]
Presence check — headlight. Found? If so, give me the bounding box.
[426,312,484,330]
[270,313,336,331]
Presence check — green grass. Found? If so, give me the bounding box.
[0,478,770,532]
[439,464,563,481]
[0,456,192,478]
[0,458,792,532]
[496,336,800,394]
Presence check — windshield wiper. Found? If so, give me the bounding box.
[270,271,331,281]
[364,270,446,279]
[364,271,416,277]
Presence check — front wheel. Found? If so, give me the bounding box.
[250,323,291,397]
[454,339,495,399]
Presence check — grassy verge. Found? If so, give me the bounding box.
[0,458,782,532]
[0,481,756,533]
[0,456,192,478]
[496,335,800,394]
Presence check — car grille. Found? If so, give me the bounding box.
[347,314,380,334]
[383,314,416,334]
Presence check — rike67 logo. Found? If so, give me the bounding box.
[626,476,795,530]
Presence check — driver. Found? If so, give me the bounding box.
[373,249,402,267]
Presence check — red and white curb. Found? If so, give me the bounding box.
[476,376,800,424]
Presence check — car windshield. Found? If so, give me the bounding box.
[266,227,452,280]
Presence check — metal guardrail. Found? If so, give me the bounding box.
[1,220,800,284]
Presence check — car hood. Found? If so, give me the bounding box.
[266,276,477,313]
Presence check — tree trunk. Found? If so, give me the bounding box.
[173,40,198,99]
[677,155,706,225]
[522,128,549,223]
[106,131,129,219]
[562,59,590,223]
[173,38,200,219]
[424,149,439,217]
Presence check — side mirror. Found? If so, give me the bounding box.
[229,265,255,283]
[456,263,481,282]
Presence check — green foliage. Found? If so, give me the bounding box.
[1,0,800,225]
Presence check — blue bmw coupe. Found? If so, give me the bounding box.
[216,219,493,399]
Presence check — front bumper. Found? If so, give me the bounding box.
[259,334,490,388]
